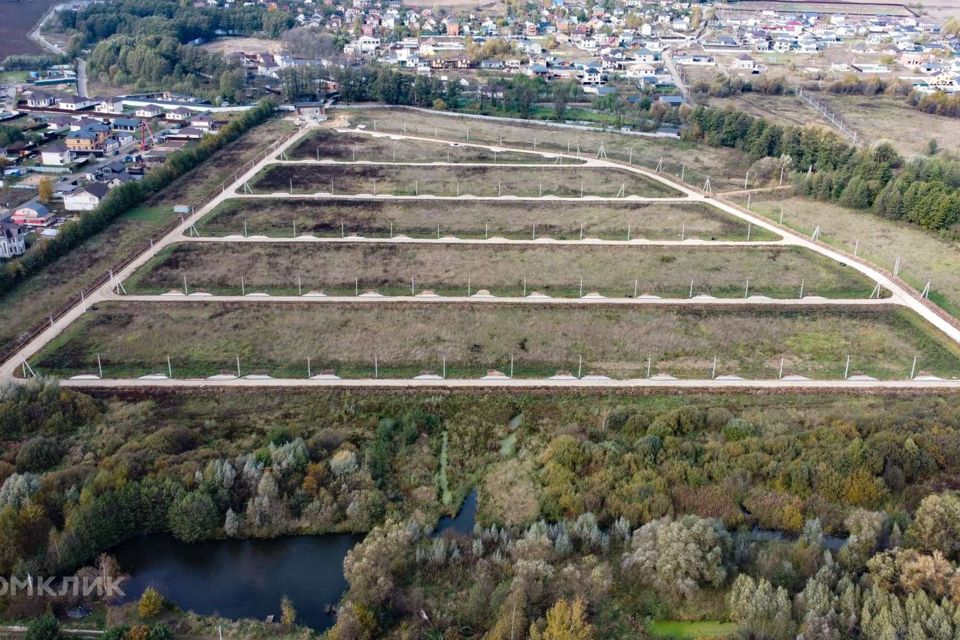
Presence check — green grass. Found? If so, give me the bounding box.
[197,197,774,242]
[30,301,960,381]
[249,162,681,198]
[648,620,739,639]
[124,242,880,300]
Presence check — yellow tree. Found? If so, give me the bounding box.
[137,587,164,619]
[37,177,54,203]
[532,598,594,640]
[280,594,297,627]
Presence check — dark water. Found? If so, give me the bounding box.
[434,489,478,536]
[111,533,362,631]
[745,528,847,552]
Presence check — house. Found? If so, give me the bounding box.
[11,202,51,227]
[135,105,163,118]
[65,129,106,153]
[64,182,110,211]
[658,95,684,107]
[98,97,125,114]
[165,107,193,122]
[0,222,26,259]
[57,95,97,111]
[26,92,56,108]
[167,126,204,139]
[733,55,760,72]
[190,115,218,130]
[112,117,142,133]
[40,141,74,166]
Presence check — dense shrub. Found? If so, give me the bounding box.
[15,437,64,472]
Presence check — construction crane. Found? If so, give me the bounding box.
[138,120,156,151]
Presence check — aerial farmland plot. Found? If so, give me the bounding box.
[14,109,960,388]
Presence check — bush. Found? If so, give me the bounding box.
[16,436,64,472]
[138,587,164,619]
[722,418,759,442]
[25,613,60,640]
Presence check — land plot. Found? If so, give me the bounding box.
[126,243,877,299]
[287,129,584,164]
[33,302,958,380]
[730,192,960,319]
[343,107,754,191]
[198,198,776,241]
[249,164,681,197]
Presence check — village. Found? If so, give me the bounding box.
[0,0,957,256]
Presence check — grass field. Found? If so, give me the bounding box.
[197,198,773,241]
[125,243,879,299]
[648,620,739,639]
[729,192,960,319]
[286,129,586,164]
[342,107,753,191]
[249,163,681,197]
[31,301,960,380]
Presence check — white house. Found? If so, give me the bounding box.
[165,107,193,121]
[135,104,163,118]
[57,95,98,111]
[26,92,56,108]
[40,141,74,166]
[99,97,125,114]
[0,222,25,259]
[64,182,110,212]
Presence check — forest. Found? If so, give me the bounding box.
[683,106,960,233]
[4,383,960,638]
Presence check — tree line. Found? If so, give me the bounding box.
[683,106,960,232]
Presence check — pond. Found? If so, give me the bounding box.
[434,489,478,536]
[111,532,362,631]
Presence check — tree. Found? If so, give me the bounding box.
[728,574,795,640]
[533,598,594,640]
[343,519,417,607]
[25,613,60,640]
[167,490,220,543]
[15,436,63,472]
[37,178,54,204]
[552,80,580,121]
[910,492,960,557]
[280,595,296,627]
[622,515,731,600]
[138,587,164,619]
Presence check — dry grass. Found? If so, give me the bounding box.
[343,107,753,191]
[126,242,877,299]
[729,193,960,319]
[199,37,283,56]
[817,94,960,157]
[287,129,585,164]
[199,197,774,241]
[33,301,960,380]
[706,94,831,129]
[250,163,680,197]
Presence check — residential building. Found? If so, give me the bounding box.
[58,95,98,111]
[11,202,52,227]
[166,107,193,121]
[0,222,25,259]
[134,105,163,118]
[26,92,56,108]
[64,183,110,211]
[40,141,74,166]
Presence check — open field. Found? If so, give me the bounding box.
[648,620,740,639]
[728,193,960,319]
[31,301,960,380]
[199,37,282,56]
[198,198,775,241]
[0,118,294,353]
[249,163,681,197]
[287,129,586,164]
[342,107,754,190]
[0,0,58,57]
[706,94,831,130]
[817,94,960,157]
[125,243,879,299]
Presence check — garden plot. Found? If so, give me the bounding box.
[286,129,585,164]
[32,302,959,380]
[126,243,877,300]
[198,198,773,241]
[248,164,681,198]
